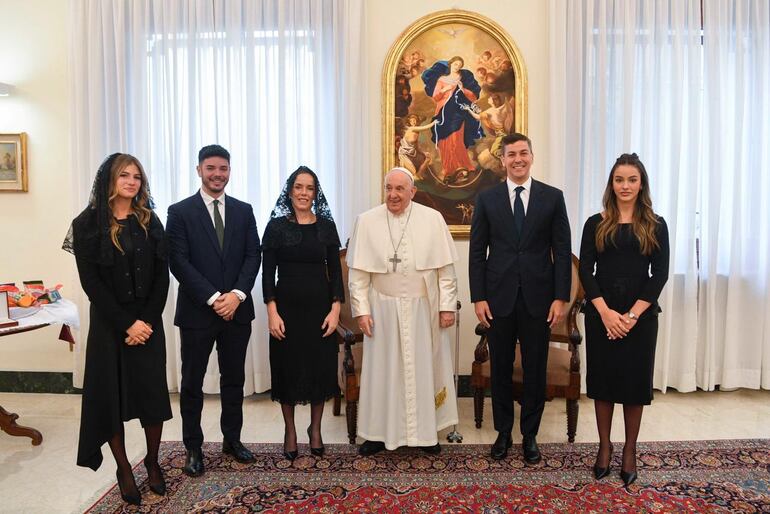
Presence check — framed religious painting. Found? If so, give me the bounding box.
[382,10,527,237]
[0,133,28,192]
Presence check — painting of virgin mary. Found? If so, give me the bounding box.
[422,56,484,184]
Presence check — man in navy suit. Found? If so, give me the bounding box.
[167,145,260,476]
[469,133,571,463]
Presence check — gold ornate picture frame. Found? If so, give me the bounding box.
[0,133,28,192]
[382,10,527,237]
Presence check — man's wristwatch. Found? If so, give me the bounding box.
[627,311,638,320]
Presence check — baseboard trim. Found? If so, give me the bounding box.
[0,371,80,393]
[0,372,486,397]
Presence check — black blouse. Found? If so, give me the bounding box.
[75,214,169,332]
[578,214,670,318]
[261,217,344,304]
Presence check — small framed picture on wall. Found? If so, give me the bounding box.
[0,133,28,192]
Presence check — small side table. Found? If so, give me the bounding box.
[0,323,75,445]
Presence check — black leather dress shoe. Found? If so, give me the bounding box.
[358,440,386,456]
[522,436,542,464]
[490,432,512,460]
[420,443,441,455]
[223,440,256,464]
[183,447,204,477]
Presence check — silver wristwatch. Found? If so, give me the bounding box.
[627,311,638,320]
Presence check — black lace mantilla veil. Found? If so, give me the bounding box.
[261,166,341,250]
[62,153,166,264]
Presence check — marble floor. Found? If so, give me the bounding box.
[1,389,769,513]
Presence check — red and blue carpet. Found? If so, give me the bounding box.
[86,439,770,513]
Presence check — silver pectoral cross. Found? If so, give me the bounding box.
[389,252,402,272]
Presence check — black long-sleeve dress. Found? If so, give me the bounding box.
[75,214,172,470]
[578,214,670,405]
[262,217,344,405]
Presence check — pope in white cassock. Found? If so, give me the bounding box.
[346,167,459,456]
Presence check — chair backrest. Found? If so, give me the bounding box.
[549,254,584,344]
[338,248,360,333]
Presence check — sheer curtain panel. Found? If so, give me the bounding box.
[549,0,770,392]
[68,0,368,393]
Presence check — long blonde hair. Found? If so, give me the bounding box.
[595,153,660,256]
[108,154,152,253]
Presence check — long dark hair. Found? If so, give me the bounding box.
[596,153,660,255]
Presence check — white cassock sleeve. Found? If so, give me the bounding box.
[437,263,458,312]
[349,268,372,318]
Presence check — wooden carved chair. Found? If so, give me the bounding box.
[470,254,584,442]
[332,247,363,443]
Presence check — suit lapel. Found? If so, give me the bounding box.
[519,180,542,246]
[493,182,519,245]
[195,194,223,257]
[222,197,235,257]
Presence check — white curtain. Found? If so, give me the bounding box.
[68,0,368,393]
[699,0,770,390]
[549,0,770,392]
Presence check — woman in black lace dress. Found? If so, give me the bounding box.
[63,154,171,506]
[262,166,344,460]
[579,153,669,486]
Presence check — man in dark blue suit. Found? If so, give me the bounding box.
[469,133,571,463]
[167,145,260,476]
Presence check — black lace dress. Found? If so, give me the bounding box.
[262,217,344,405]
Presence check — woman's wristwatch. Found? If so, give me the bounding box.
[627,311,638,320]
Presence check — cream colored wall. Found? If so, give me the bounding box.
[0,0,76,372]
[0,0,550,375]
[365,1,550,373]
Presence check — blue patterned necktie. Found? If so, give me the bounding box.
[513,186,525,236]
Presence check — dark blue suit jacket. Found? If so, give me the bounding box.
[469,179,572,319]
[167,192,260,329]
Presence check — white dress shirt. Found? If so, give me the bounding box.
[200,188,226,225]
[506,175,532,214]
[199,189,246,305]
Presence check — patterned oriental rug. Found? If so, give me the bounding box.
[85,439,770,513]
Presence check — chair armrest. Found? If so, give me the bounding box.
[474,323,489,363]
[567,298,584,348]
[566,299,583,374]
[336,321,361,377]
[336,322,357,345]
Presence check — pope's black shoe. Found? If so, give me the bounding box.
[183,447,205,477]
[358,440,386,456]
[490,432,512,460]
[223,440,256,464]
[522,435,542,464]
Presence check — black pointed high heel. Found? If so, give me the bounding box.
[620,445,638,486]
[144,456,166,496]
[115,469,141,506]
[283,431,298,461]
[593,443,613,480]
[307,426,325,457]
[620,468,638,486]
